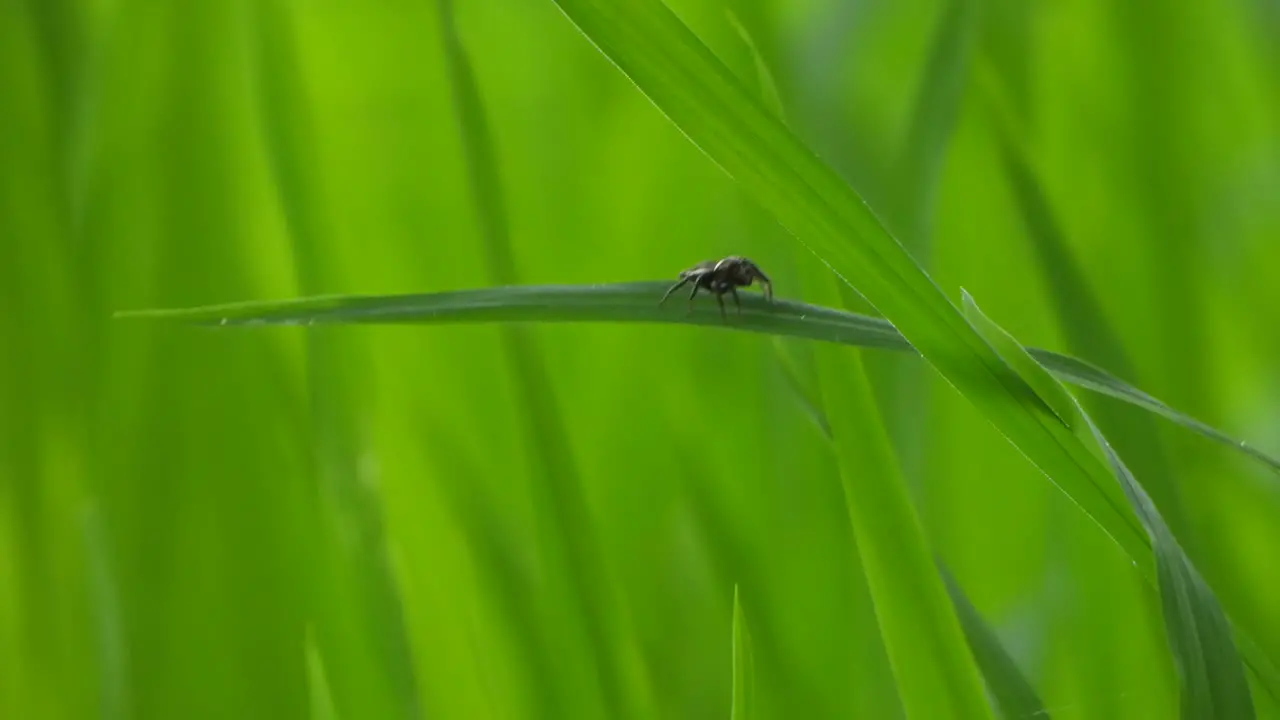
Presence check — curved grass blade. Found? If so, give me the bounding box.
[248,3,424,716]
[532,8,1275,701]
[870,0,978,492]
[981,74,1192,541]
[1086,412,1257,718]
[893,0,978,258]
[814,335,996,719]
[435,1,650,715]
[545,0,1194,598]
[937,565,1049,720]
[723,10,785,123]
[728,24,991,714]
[964,296,1259,717]
[962,290,1080,431]
[115,283,1280,477]
[729,25,1039,714]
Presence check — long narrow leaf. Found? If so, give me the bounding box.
[982,74,1192,539]
[545,0,1174,584]
[116,283,1280,477]
[1088,408,1257,718]
[964,295,1259,717]
[725,22,991,714]
[470,22,1280,702]
[248,3,424,716]
[814,335,995,718]
[731,19,1050,716]
[435,1,649,716]
[937,565,1049,720]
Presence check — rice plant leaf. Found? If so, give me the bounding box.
[723,12,832,442]
[520,19,1280,695]
[114,282,1280,478]
[983,75,1191,538]
[964,296,1258,717]
[723,24,990,713]
[961,289,1080,430]
[543,0,1169,580]
[727,26,1040,715]
[814,334,995,719]
[1084,411,1256,718]
[306,630,342,720]
[435,2,650,716]
[893,0,978,256]
[248,2,425,716]
[730,585,755,720]
[937,565,1048,720]
[82,505,129,720]
[870,0,978,492]
[723,10,786,122]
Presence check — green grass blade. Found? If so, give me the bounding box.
[893,0,977,256]
[723,11,785,123]
[544,0,1164,575]
[720,25,980,714]
[726,24,1044,717]
[417,419,567,717]
[937,565,1049,720]
[869,0,978,492]
[115,283,1280,478]
[1085,413,1257,718]
[985,94,1192,540]
[814,329,994,718]
[477,20,1280,689]
[247,4,424,717]
[730,585,755,720]
[964,295,1261,716]
[82,505,129,720]
[435,2,648,715]
[306,630,342,720]
[723,13,835,445]
[796,204,990,716]
[962,290,1081,430]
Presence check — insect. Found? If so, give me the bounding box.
[659,255,773,319]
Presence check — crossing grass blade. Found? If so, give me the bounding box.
[980,67,1192,539]
[937,565,1048,720]
[866,0,978,492]
[961,290,1080,431]
[813,334,995,719]
[434,2,650,715]
[116,283,1280,478]
[892,0,978,257]
[731,20,1039,715]
[247,3,424,717]
[963,294,1262,717]
[486,18,1280,702]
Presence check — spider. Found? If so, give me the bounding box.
[659,255,773,319]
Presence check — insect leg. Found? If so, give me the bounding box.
[749,266,773,302]
[660,276,691,305]
[730,287,742,315]
[716,292,727,320]
[686,282,701,314]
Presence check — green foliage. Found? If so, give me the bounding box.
[731,585,755,720]
[5,0,1280,718]
[963,293,1259,717]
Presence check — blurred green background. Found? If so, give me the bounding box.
[2,0,1279,718]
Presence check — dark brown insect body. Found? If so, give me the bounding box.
[659,256,773,319]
